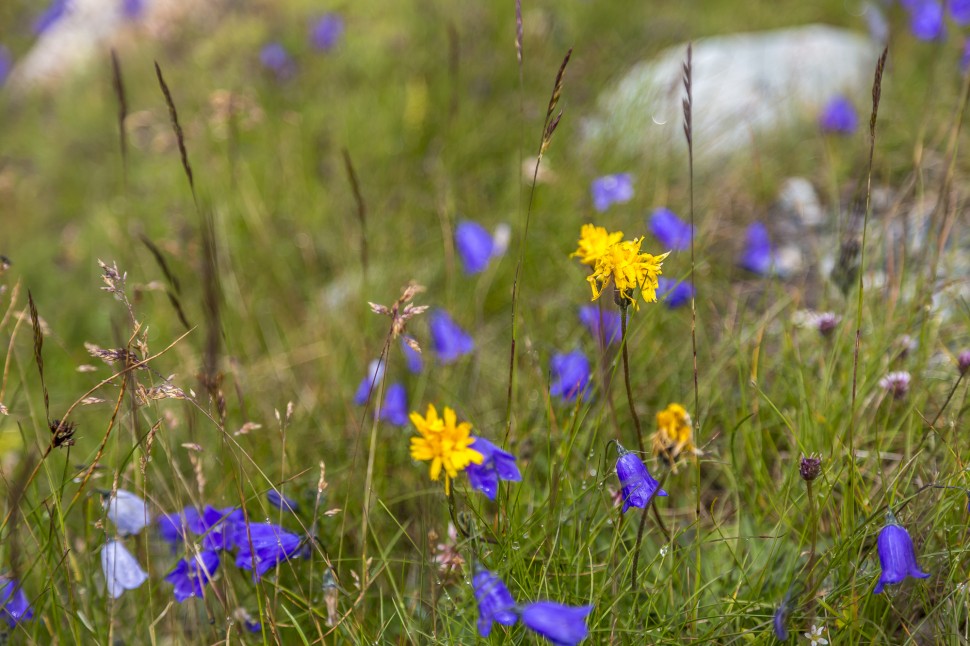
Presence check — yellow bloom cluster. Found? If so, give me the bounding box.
[650,403,701,473]
[409,404,483,495]
[572,225,668,310]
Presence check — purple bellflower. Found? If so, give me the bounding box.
[590,174,633,212]
[656,278,694,308]
[472,569,518,637]
[102,540,148,599]
[233,522,303,580]
[738,222,773,275]
[648,208,692,251]
[0,578,33,628]
[819,95,858,135]
[465,437,522,500]
[909,1,945,40]
[105,489,151,536]
[873,513,930,594]
[260,43,295,79]
[954,0,970,23]
[455,220,497,274]
[429,310,474,363]
[121,0,145,20]
[520,601,594,646]
[550,350,591,403]
[310,13,344,51]
[353,358,386,405]
[380,383,409,426]
[158,507,200,544]
[267,490,299,513]
[614,441,667,513]
[578,305,621,346]
[165,550,220,603]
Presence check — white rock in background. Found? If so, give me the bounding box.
[7,0,194,91]
[583,25,880,160]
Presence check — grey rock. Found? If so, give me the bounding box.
[583,24,881,161]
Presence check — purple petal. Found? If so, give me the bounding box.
[455,220,496,274]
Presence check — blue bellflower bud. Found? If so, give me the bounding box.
[267,490,299,513]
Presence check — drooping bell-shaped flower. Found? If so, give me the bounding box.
[429,310,474,364]
[105,489,151,536]
[101,540,149,599]
[455,220,496,274]
[873,512,930,594]
[465,437,522,501]
[648,208,692,251]
[549,350,591,403]
[614,441,667,513]
[380,383,409,427]
[520,601,593,646]
[738,222,773,275]
[472,569,518,637]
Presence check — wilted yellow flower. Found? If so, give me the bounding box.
[587,237,668,310]
[571,224,624,266]
[409,404,483,495]
[651,403,701,473]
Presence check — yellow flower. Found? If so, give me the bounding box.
[571,224,624,266]
[650,403,701,473]
[586,237,669,310]
[409,404,483,495]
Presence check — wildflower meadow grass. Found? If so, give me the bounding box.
[3,0,970,643]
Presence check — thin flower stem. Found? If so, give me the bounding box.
[631,471,670,590]
[619,306,644,454]
[806,478,818,617]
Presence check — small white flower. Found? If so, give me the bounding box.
[104,489,151,536]
[101,540,148,599]
[804,624,828,646]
